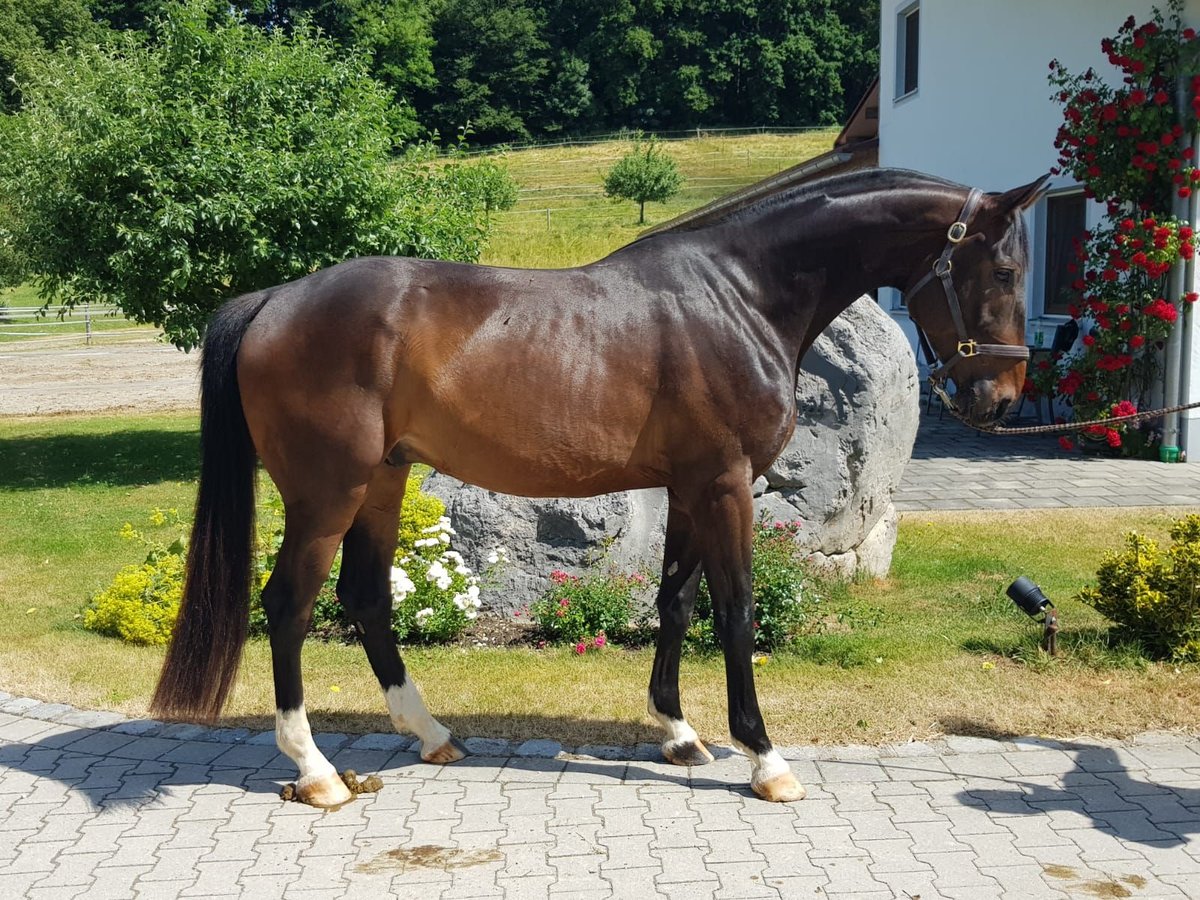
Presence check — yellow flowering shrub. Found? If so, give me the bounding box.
[1077,514,1200,661]
[398,472,447,553]
[82,552,184,646]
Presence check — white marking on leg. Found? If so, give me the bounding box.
[385,680,451,754]
[648,692,699,746]
[276,706,336,787]
[732,739,790,784]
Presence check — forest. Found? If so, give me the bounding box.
[5,0,880,145]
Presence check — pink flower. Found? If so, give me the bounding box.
[550,570,569,585]
[594,633,607,648]
[574,642,586,655]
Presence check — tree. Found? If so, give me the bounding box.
[453,159,519,219]
[0,0,100,112]
[421,0,550,144]
[0,1,491,349]
[602,137,682,223]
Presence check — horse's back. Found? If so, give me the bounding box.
[234,256,687,496]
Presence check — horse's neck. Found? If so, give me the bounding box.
[743,189,946,356]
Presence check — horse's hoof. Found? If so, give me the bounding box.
[293,771,355,808]
[663,738,715,767]
[751,770,806,803]
[421,736,467,765]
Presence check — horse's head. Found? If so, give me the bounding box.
[905,176,1049,426]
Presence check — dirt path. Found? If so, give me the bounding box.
[0,339,199,416]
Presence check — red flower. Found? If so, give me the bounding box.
[1106,429,1122,448]
[1185,27,1196,39]
[1059,437,1076,452]
[1112,400,1137,417]
[1154,90,1170,105]
[1131,335,1146,349]
[1082,334,1096,347]
[1130,88,1147,105]
[1186,292,1199,304]
[1145,298,1179,323]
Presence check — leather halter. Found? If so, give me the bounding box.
[905,189,1030,386]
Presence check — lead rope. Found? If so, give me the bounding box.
[928,379,1200,435]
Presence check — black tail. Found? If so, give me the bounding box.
[151,292,270,723]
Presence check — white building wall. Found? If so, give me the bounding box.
[878,0,1200,448]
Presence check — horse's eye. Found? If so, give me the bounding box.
[994,268,1014,285]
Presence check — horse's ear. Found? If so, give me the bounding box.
[989,174,1053,213]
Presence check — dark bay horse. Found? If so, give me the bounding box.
[151,168,1046,806]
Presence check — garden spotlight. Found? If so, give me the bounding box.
[1006,577,1058,655]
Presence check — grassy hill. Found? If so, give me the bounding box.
[479,129,839,269]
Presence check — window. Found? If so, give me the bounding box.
[1042,192,1087,316]
[896,3,920,98]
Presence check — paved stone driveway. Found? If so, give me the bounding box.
[897,411,1200,511]
[3,694,1200,899]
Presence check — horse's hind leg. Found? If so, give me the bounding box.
[338,464,465,764]
[262,489,365,809]
[695,465,805,803]
[648,496,711,766]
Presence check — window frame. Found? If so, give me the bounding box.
[1039,189,1088,319]
[895,2,920,101]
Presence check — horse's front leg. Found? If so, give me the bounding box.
[698,467,805,802]
[648,495,711,766]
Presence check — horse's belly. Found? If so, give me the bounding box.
[397,403,664,499]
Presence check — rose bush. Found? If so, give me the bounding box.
[1039,1,1200,451]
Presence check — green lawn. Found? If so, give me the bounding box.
[479,130,839,268]
[2,411,1197,747]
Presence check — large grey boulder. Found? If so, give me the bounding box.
[423,296,919,611]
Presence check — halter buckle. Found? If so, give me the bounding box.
[934,257,953,277]
[957,339,979,358]
[947,221,968,243]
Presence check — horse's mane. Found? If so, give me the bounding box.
[634,166,970,244]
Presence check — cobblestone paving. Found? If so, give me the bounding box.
[3,694,1200,898]
[897,410,1200,511]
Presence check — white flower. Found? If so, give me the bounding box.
[414,537,439,548]
[390,566,416,604]
[415,607,434,624]
[455,565,471,576]
[438,532,450,544]
[465,608,478,620]
[466,585,481,607]
[444,550,465,563]
[486,551,499,565]
[453,593,470,611]
[426,560,448,583]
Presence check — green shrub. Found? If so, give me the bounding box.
[1077,514,1200,661]
[530,569,646,644]
[83,511,186,646]
[686,519,824,654]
